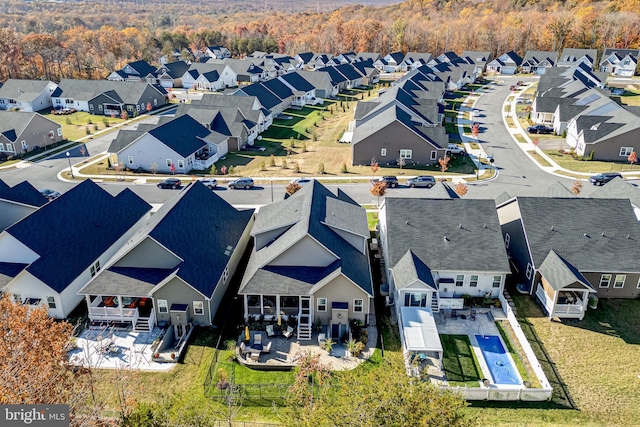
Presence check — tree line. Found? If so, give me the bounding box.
[0,0,639,82]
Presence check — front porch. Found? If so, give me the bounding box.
[86,295,156,332]
[535,284,590,320]
[193,147,220,170]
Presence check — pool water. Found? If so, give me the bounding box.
[474,335,521,385]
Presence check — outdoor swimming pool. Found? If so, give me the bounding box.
[475,335,521,385]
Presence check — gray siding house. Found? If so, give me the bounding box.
[78,182,254,337]
[238,181,373,341]
[0,111,63,157]
[497,197,640,320]
[0,79,58,112]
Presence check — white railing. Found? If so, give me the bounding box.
[554,303,583,314]
[443,386,552,401]
[499,293,553,397]
[89,306,138,324]
[193,154,219,170]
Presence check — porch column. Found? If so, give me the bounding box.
[551,289,558,319]
[275,295,281,317]
[118,296,123,317]
[243,295,248,320]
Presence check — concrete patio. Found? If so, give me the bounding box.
[69,327,175,372]
[238,326,378,371]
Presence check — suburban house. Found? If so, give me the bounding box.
[153,60,190,88]
[278,72,321,107]
[378,198,510,361]
[52,79,168,116]
[297,70,339,98]
[233,81,288,116]
[107,60,157,82]
[308,54,334,70]
[590,177,640,219]
[108,114,229,173]
[294,52,314,67]
[375,51,405,72]
[355,52,382,63]
[486,51,523,74]
[351,59,381,85]
[400,52,434,72]
[599,48,640,76]
[521,50,558,74]
[0,79,58,112]
[78,182,253,334]
[238,181,373,341]
[0,180,151,319]
[460,51,492,74]
[0,179,48,231]
[191,93,272,133]
[557,48,598,69]
[497,196,640,320]
[181,63,236,90]
[205,45,232,59]
[0,111,63,157]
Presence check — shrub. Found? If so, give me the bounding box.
[210,165,217,175]
[561,129,567,138]
[292,162,300,173]
[85,127,91,135]
[341,162,348,173]
[268,154,276,167]
[259,160,266,171]
[65,117,71,125]
[87,118,93,125]
[281,159,288,168]
[317,163,325,174]
[302,141,307,152]
[588,150,595,161]
[228,165,235,174]
[93,124,98,131]
[102,118,110,127]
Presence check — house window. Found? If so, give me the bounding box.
[470,275,479,287]
[21,141,27,150]
[127,105,133,112]
[98,105,103,111]
[57,128,62,136]
[157,299,168,313]
[89,104,94,110]
[317,298,327,312]
[430,151,437,160]
[614,275,626,288]
[262,296,276,315]
[222,267,229,282]
[455,275,464,287]
[493,275,502,288]
[526,263,533,280]
[381,148,387,156]
[0,143,4,151]
[354,299,363,313]
[400,149,412,159]
[193,301,204,315]
[620,147,634,156]
[166,159,172,167]
[404,293,427,307]
[47,296,56,309]
[128,156,133,164]
[637,277,640,289]
[505,233,511,248]
[154,98,158,106]
[599,274,612,288]
[6,144,13,152]
[13,293,21,303]
[178,160,184,168]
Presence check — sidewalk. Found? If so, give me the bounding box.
[501,84,640,181]
[455,84,493,180]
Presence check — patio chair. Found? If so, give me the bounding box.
[239,342,251,355]
[254,334,262,345]
[283,326,294,339]
[266,325,275,337]
[250,350,260,362]
[470,309,477,321]
[261,342,272,353]
[451,309,458,320]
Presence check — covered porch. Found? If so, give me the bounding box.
[244,294,310,339]
[400,306,444,378]
[536,251,595,320]
[85,295,156,332]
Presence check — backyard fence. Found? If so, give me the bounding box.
[499,293,553,399]
[444,386,552,401]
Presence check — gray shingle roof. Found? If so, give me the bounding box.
[108,129,145,153]
[589,177,640,209]
[541,181,576,198]
[56,79,165,105]
[5,180,150,293]
[0,79,55,101]
[392,250,437,290]
[79,267,175,296]
[0,111,59,140]
[538,250,594,291]
[514,197,640,272]
[384,198,510,273]
[240,181,372,296]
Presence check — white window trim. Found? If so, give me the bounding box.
[56,128,62,136]
[614,274,626,288]
[381,148,387,156]
[400,149,412,159]
[47,296,56,309]
[492,275,501,288]
[637,277,640,289]
[470,275,479,287]
[193,301,204,315]
[0,143,4,151]
[157,299,168,313]
[21,140,27,149]
[353,299,364,313]
[599,274,611,288]
[178,160,184,168]
[620,147,633,156]
[455,275,464,287]
[526,263,533,280]
[505,233,511,248]
[430,151,437,160]
[317,297,327,312]
[166,159,172,167]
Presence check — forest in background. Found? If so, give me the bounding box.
[0,0,639,82]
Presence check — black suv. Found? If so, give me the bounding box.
[589,172,622,186]
[371,176,399,188]
[527,125,553,134]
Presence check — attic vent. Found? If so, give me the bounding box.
[406,221,409,225]
[443,236,449,242]
[628,235,632,239]
[483,223,487,228]
[584,233,590,238]
[601,232,606,237]
[551,225,554,231]
[459,223,463,229]
[224,245,233,256]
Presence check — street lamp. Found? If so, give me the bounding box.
[66,151,74,178]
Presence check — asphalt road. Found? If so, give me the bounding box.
[0,80,604,205]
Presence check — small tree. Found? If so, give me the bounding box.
[571,180,583,196]
[302,141,307,152]
[220,165,227,175]
[292,162,300,173]
[317,163,325,174]
[454,182,468,197]
[438,156,451,173]
[370,181,387,205]
[150,162,158,174]
[268,154,276,167]
[286,182,301,195]
[289,137,296,148]
[281,159,288,169]
[471,122,479,137]
[120,110,128,120]
[228,165,235,174]
[340,162,348,173]
[532,137,539,149]
[103,117,110,127]
[628,151,637,167]
[146,102,152,113]
[370,157,379,179]
[398,156,406,170]
[259,160,266,171]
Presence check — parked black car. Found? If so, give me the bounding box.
[527,125,553,134]
[157,178,182,189]
[371,176,399,188]
[589,172,622,186]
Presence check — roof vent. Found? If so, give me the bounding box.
[483,223,488,228]
[406,220,409,225]
[551,225,554,231]
[459,223,463,229]
[628,234,632,239]
[584,233,590,238]
[601,232,605,237]
[443,236,449,242]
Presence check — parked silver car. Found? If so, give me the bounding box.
[228,177,254,189]
[406,175,436,188]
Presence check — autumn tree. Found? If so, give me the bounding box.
[571,180,584,196]
[438,156,451,173]
[628,151,637,166]
[471,122,479,138]
[454,182,468,197]
[286,181,302,195]
[370,157,379,179]
[370,181,387,206]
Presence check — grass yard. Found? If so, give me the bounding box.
[544,151,640,173]
[469,295,640,426]
[528,151,552,167]
[514,134,527,143]
[42,111,127,141]
[440,334,482,387]
[367,211,379,231]
[618,87,640,106]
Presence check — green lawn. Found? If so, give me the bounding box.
[544,151,640,173]
[41,111,127,141]
[440,334,482,387]
[528,151,552,167]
